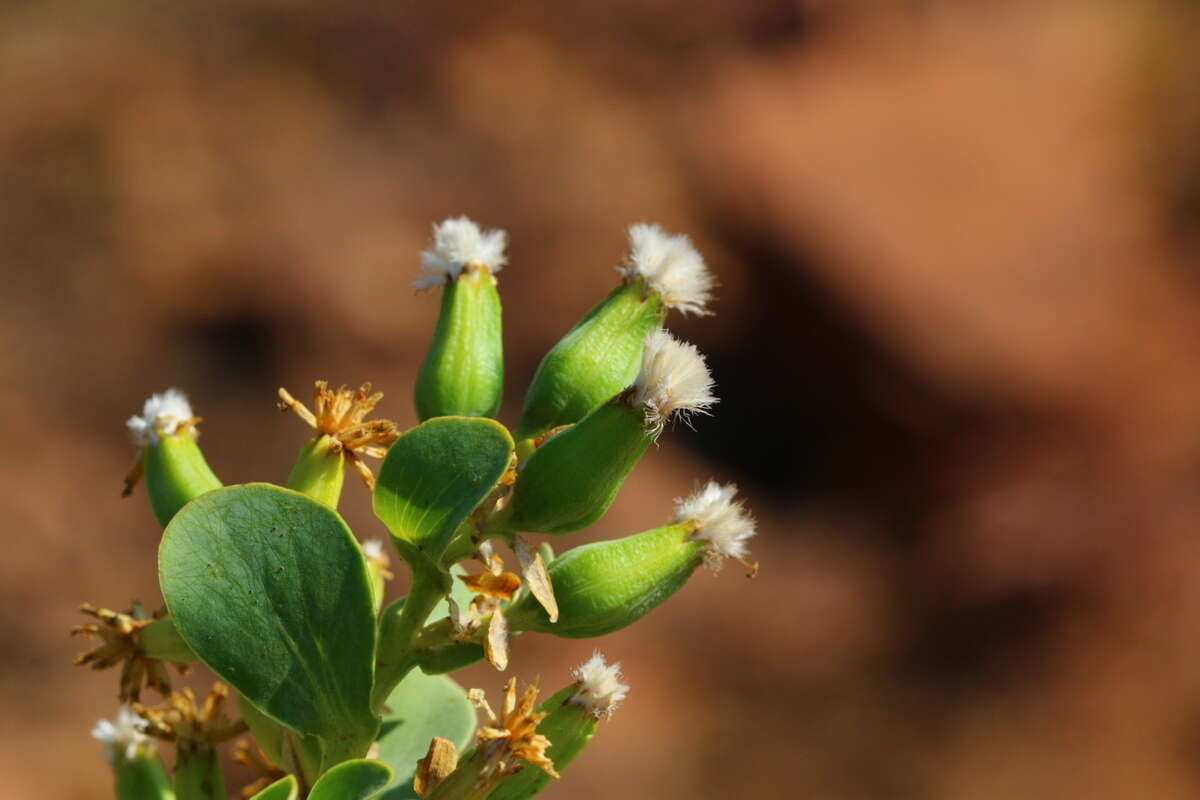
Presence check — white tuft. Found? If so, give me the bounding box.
[415,216,507,289]
[674,481,756,568]
[126,388,195,446]
[570,652,629,718]
[630,329,717,434]
[361,539,385,561]
[618,223,715,316]
[92,707,152,765]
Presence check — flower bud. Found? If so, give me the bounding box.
[507,330,716,534]
[486,653,628,800]
[514,223,714,443]
[124,389,221,528]
[414,217,506,420]
[507,482,755,637]
[93,707,174,800]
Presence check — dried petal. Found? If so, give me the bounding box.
[414,737,458,797]
[485,611,509,671]
[513,536,558,623]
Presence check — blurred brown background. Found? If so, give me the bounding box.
[7,0,1200,797]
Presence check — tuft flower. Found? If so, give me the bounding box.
[92,706,153,765]
[675,481,757,573]
[569,652,629,718]
[278,381,400,490]
[629,329,717,435]
[415,216,507,290]
[127,389,197,447]
[618,223,715,316]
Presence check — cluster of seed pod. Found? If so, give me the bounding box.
[81,217,757,800]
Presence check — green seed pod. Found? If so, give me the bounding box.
[172,742,224,800]
[515,223,714,443]
[93,708,176,800]
[508,482,755,637]
[508,404,652,535]
[413,217,507,420]
[507,330,716,534]
[124,389,221,528]
[514,281,663,443]
[285,434,344,508]
[486,654,629,800]
[116,754,176,800]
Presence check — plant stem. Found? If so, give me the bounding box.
[372,556,448,713]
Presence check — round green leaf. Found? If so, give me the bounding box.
[309,760,393,800]
[247,775,297,800]
[373,417,514,562]
[159,484,378,760]
[376,670,477,799]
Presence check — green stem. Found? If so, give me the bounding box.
[439,510,515,570]
[372,557,448,712]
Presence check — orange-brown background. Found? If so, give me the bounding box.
[7,0,1200,797]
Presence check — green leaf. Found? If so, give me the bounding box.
[374,417,514,564]
[309,760,393,800]
[237,693,286,770]
[159,484,379,766]
[375,670,477,799]
[247,776,298,800]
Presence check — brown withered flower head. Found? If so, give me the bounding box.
[277,380,400,489]
[72,601,186,702]
[134,683,247,751]
[469,678,559,782]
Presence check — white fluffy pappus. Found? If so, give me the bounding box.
[630,329,717,435]
[127,388,195,446]
[618,223,715,316]
[674,480,757,568]
[92,706,152,765]
[570,652,629,718]
[360,538,386,561]
[415,216,507,289]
